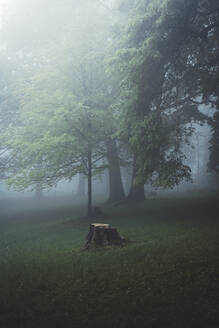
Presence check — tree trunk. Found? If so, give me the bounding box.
[84,223,126,249]
[35,182,43,199]
[87,149,92,218]
[76,173,86,198]
[128,183,145,202]
[106,137,125,203]
[127,155,145,202]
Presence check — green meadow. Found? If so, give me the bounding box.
[0,196,218,328]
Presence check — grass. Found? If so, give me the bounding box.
[0,195,218,328]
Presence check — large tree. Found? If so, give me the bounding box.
[208,111,219,180]
[111,0,217,200]
[3,1,126,215]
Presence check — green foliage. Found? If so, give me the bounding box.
[0,56,19,178]
[1,0,218,194]
[3,3,115,193]
[112,0,217,188]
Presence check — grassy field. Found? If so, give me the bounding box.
[0,195,218,328]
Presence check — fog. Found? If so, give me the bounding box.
[0,2,218,327]
[0,0,218,215]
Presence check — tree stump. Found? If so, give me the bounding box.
[84,223,126,250]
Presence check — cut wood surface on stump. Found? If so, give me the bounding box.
[84,223,128,250]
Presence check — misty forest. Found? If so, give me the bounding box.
[0,0,219,327]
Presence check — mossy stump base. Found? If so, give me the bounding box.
[84,223,126,250]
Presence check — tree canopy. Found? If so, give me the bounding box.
[0,0,218,208]
[111,0,218,192]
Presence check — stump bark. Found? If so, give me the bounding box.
[84,223,126,250]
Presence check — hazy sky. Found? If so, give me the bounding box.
[0,0,11,29]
